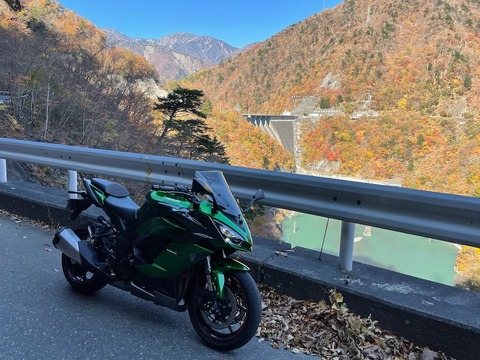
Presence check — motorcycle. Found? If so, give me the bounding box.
[52,170,264,351]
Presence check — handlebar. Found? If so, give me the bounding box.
[151,184,188,192]
[151,184,196,202]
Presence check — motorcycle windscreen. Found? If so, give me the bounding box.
[194,171,242,218]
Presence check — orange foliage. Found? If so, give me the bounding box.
[182,0,480,118]
[208,109,294,171]
[101,48,158,81]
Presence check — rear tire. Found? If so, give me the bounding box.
[61,226,107,294]
[188,271,261,351]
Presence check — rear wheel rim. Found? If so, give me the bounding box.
[64,256,95,284]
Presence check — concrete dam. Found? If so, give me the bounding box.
[244,115,297,155]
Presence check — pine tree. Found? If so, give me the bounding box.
[153,87,229,164]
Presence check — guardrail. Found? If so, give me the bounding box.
[1,137,480,271]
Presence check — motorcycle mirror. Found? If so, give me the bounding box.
[243,189,265,213]
[253,189,265,201]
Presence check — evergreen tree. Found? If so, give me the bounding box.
[5,0,22,12]
[153,87,229,164]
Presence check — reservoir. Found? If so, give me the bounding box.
[281,213,459,286]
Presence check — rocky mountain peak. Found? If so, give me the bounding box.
[102,29,240,82]
[156,32,238,65]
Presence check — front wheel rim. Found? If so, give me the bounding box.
[194,275,249,339]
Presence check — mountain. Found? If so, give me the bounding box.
[182,0,480,196]
[183,0,480,116]
[155,32,239,65]
[103,29,239,82]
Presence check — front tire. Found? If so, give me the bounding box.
[61,227,107,294]
[188,271,261,351]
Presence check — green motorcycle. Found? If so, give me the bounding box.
[53,170,264,351]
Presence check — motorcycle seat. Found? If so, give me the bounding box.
[92,178,130,198]
[91,178,139,224]
[104,196,140,224]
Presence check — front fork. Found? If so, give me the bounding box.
[205,256,216,293]
[204,255,250,299]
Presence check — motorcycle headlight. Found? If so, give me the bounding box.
[217,223,245,248]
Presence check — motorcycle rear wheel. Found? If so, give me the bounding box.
[61,227,107,294]
[188,270,261,351]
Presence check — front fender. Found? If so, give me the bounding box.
[211,258,250,299]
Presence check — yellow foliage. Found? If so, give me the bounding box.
[397,97,408,110]
[338,132,352,142]
[456,245,480,291]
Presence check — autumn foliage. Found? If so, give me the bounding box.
[180,0,480,195]
[207,109,294,170]
[184,0,480,115]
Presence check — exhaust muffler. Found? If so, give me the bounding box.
[52,227,82,263]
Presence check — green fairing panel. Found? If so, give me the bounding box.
[148,191,193,210]
[213,258,250,272]
[211,258,250,299]
[136,192,190,237]
[136,216,186,237]
[135,242,213,278]
[199,200,253,250]
[91,186,106,205]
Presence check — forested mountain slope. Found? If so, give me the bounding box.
[183,0,480,196]
[184,0,480,116]
[0,0,158,151]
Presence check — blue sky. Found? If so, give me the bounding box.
[58,1,343,48]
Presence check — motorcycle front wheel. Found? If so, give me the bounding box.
[188,270,261,351]
[61,226,107,294]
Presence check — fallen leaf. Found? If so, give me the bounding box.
[257,285,453,359]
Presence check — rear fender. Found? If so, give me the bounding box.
[211,258,250,299]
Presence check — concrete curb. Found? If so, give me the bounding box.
[1,180,479,359]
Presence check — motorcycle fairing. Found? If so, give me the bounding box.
[211,258,250,299]
[135,242,214,278]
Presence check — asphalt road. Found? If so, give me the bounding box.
[0,214,314,360]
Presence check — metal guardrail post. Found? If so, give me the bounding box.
[0,159,6,182]
[339,221,355,271]
[68,170,78,199]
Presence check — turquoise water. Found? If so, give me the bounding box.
[281,214,459,285]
